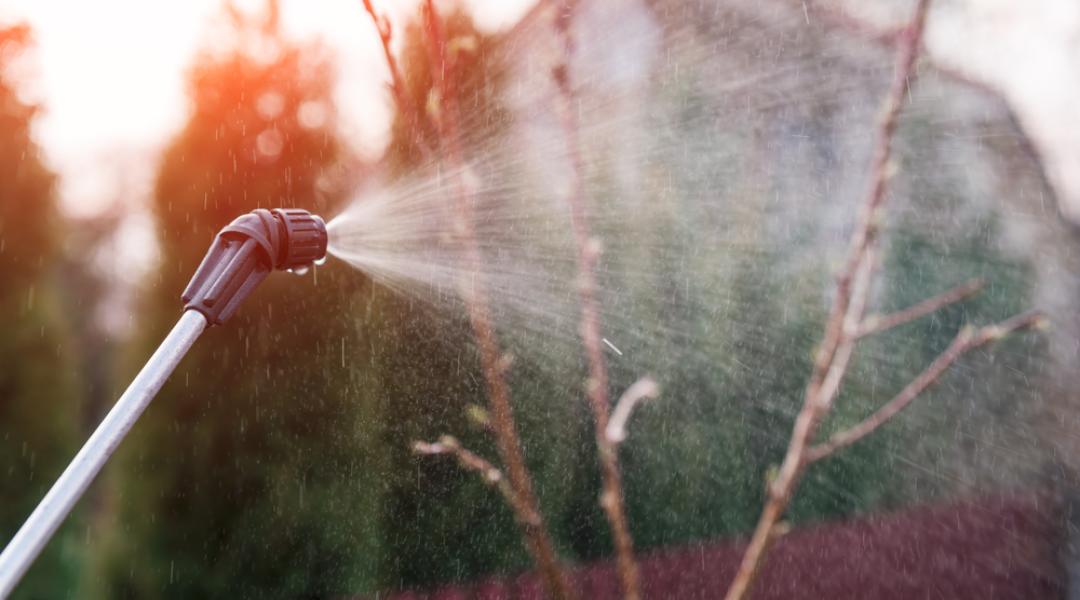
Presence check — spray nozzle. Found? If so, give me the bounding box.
[182,208,328,325]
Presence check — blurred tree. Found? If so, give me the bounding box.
[96,5,387,598]
[383,7,510,172]
[573,18,1045,550]
[0,23,83,600]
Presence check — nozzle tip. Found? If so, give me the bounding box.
[182,208,329,326]
[274,208,328,270]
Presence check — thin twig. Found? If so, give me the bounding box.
[551,1,642,598]
[723,2,933,598]
[606,377,661,444]
[413,436,523,519]
[856,277,984,338]
[419,3,574,599]
[808,310,1044,463]
[359,0,433,161]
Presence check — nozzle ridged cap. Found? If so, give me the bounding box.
[274,208,327,269]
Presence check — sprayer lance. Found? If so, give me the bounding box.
[0,208,328,598]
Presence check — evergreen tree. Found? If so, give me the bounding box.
[0,23,83,599]
[99,8,385,597]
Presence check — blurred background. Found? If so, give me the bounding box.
[0,0,1078,597]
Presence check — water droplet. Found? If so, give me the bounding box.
[314,255,328,266]
[289,265,310,276]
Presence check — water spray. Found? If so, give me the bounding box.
[0,208,328,598]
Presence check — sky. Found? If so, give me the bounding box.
[0,0,534,334]
[2,1,1078,232]
[0,0,534,218]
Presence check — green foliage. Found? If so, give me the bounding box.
[359,10,564,589]
[0,24,83,600]
[92,5,1053,597]
[99,16,387,598]
[384,8,510,173]
[357,6,1051,593]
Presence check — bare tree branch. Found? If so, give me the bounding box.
[549,1,642,598]
[808,310,1044,463]
[606,377,661,444]
[413,436,523,521]
[359,0,433,161]
[856,277,984,338]
[416,3,575,598]
[723,2,934,598]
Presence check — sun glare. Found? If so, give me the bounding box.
[0,0,532,218]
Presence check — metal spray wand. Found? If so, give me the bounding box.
[0,208,328,598]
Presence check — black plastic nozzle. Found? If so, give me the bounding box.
[182,208,327,326]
